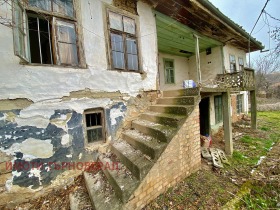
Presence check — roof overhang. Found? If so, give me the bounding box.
[145,0,264,52]
[156,11,222,57]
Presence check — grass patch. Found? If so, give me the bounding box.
[235,111,280,209]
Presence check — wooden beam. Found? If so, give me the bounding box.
[222,90,233,155]
[250,90,257,129]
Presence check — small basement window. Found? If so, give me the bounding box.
[84,109,105,143]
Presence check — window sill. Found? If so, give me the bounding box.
[108,68,144,74]
[85,140,106,151]
[20,62,88,69]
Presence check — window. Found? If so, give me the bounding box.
[164,59,175,84]
[84,109,105,143]
[13,0,29,62]
[214,95,223,124]
[236,94,243,114]
[229,55,236,72]
[108,11,139,71]
[13,0,79,66]
[238,57,244,71]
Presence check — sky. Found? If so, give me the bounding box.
[208,0,279,63]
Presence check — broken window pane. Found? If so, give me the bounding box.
[86,113,102,127]
[53,0,74,17]
[29,0,51,11]
[123,16,135,34]
[28,16,52,64]
[109,12,123,31]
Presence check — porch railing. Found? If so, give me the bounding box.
[215,68,255,89]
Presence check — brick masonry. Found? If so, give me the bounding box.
[124,105,201,209]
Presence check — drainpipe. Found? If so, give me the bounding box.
[194,34,201,84]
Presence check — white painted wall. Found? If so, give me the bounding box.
[189,46,223,84]
[223,44,247,72]
[159,46,223,90]
[158,53,190,90]
[0,0,158,103]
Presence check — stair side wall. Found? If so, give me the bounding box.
[125,105,201,209]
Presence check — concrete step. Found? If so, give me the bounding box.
[123,129,167,159]
[163,88,199,97]
[70,187,93,210]
[132,119,177,142]
[99,156,139,203]
[84,171,122,210]
[149,104,193,116]
[157,96,195,105]
[140,111,185,127]
[111,141,153,180]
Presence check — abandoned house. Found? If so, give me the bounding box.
[0,0,263,209]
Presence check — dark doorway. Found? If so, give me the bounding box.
[199,97,210,136]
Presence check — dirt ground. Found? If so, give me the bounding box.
[4,112,280,210]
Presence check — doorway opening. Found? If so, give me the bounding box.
[199,97,210,136]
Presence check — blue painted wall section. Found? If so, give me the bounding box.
[0,109,94,189]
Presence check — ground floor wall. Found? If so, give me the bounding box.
[200,91,249,135]
[0,91,158,205]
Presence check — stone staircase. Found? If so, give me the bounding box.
[70,88,200,210]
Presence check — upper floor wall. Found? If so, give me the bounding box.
[223,44,247,73]
[0,0,158,103]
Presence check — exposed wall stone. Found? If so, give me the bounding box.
[113,0,138,14]
[125,105,201,209]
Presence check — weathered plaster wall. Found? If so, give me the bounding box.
[188,46,223,83]
[0,0,158,191]
[158,52,190,91]
[0,0,158,103]
[0,99,128,190]
[223,44,247,72]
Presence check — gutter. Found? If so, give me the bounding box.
[196,0,264,51]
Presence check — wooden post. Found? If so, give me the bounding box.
[250,90,257,129]
[223,90,233,155]
[194,34,201,84]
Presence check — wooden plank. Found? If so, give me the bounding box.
[222,90,233,155]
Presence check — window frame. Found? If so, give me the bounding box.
[13,0,84,67]
[238,57,244,71]
[106,8,141,73]
[236,94,243,114]
[163,58,175,84]
[229,54,236,73]
[83,108,106,145]
[214,95,223,124]
[13,0,30,62]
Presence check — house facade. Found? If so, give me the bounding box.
[0,0,262,209]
